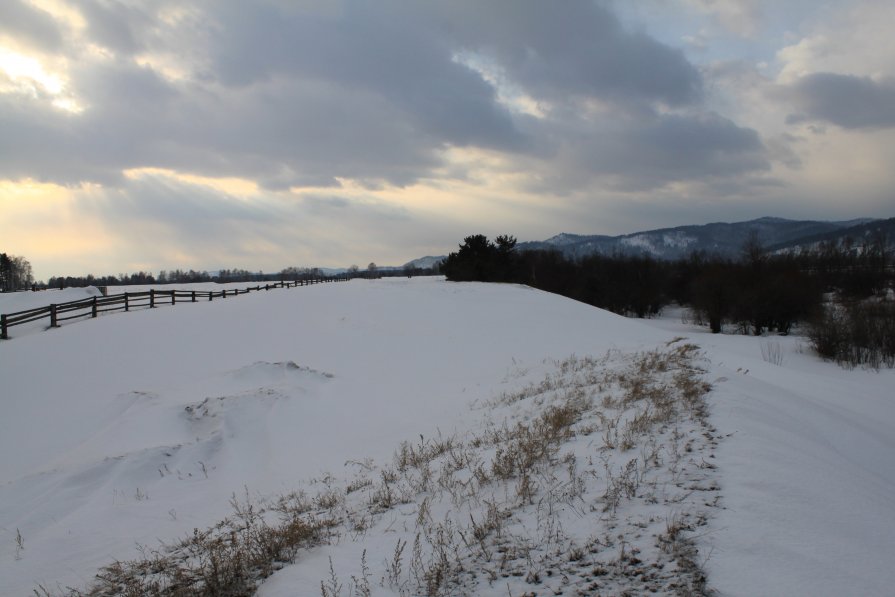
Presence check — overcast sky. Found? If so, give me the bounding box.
[2,0,894,279]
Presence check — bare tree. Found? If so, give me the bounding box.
[0,253,34,291]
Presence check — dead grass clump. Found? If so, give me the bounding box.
[395,434,456,472]
[68,492,332,597]
[656,514,712,596]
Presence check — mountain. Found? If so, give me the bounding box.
[402,255,445,270]
[766,217,895,254]
[516,217,881,260]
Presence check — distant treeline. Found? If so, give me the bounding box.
[42,262,440,290]
[45,267,340,289]
[442,234,893,340]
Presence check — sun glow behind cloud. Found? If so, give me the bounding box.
[0,47,63,93]
[123,168,261,198]
[0,180,115,272]
[0,46,82,112]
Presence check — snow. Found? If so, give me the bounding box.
[0,287,102,315]
[543,232,584,246]
[0,282,300,339]
[618,232,697,254]
[619,234,657,253]
[1,278,893,595]
[680,330,895,596]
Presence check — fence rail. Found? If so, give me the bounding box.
[1,279,345,340]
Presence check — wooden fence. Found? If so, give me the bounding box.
[0,279,345,340]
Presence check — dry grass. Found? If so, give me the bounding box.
[52,343,717,597]
[55,490,336,597]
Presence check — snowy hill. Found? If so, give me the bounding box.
[1,278,893,595]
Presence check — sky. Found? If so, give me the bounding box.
[1,0,894,280]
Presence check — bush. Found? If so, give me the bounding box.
[808,301,895,368]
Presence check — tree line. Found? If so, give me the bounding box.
[42,266,344,290]
[3,258,439,293]
[442,233,893,342]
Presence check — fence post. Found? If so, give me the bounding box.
[125,292,129,312]
[192,291,196,303]
[150,289,156,308]
[1,314,7,340]
[92,296,98,318]
[171,291,175,306]
[50,304,58,328]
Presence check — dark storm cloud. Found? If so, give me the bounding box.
[603,112,768,187]
[527,110,769,192]
[786,73,895,129]
[0,59,442,188]
[207,0,526,152]
[0,0,770,193]
[421,0,703,107]
[0,0,63,52]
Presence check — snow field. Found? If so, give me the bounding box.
[0,277,893,595]
[80,343,718,595]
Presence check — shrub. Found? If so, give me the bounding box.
[808,300,895,368]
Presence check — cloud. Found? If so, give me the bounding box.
[426,0,703,107]
[683,0,764,37]
[2,0,809,278]
[75,0,154,56]
[775,1,895,83]
[65,171,442,271]
[0,0,64,52]
[207,0,528,150]
[0,0,719,192]
[786,73,895,129]
[523,109,769,193]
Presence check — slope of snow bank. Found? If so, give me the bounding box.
[1,278,893,595]
[0,278,665,594]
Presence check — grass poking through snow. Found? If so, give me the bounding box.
[50,342,718,596]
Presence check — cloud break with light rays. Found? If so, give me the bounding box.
[1,0,893,281]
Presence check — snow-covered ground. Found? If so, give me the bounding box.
[0,278,892,595]
[0,287,103,315]
[0,282,303,339]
